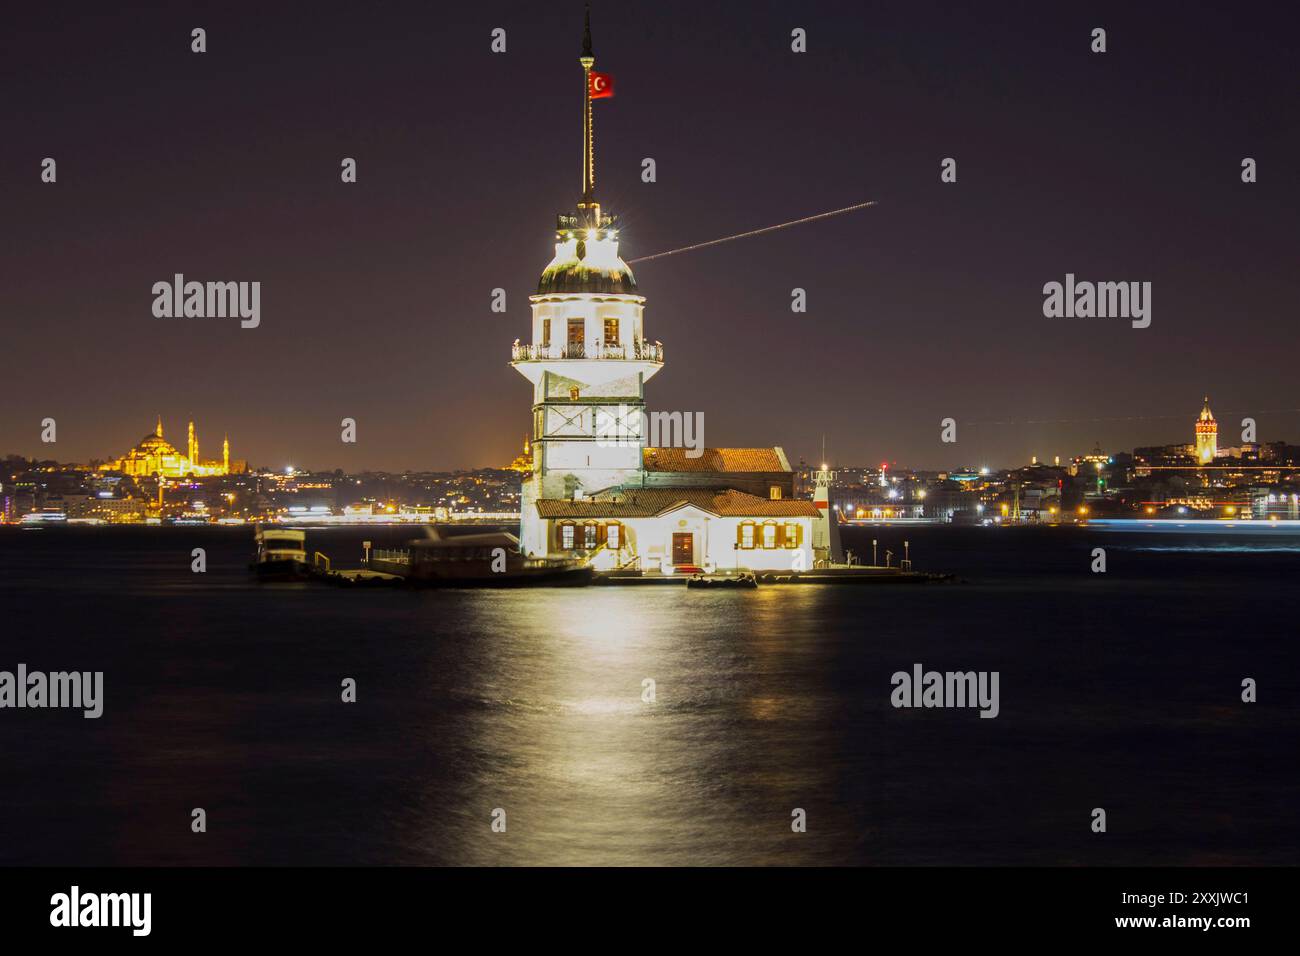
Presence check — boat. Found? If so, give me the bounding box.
[369,529,593,587]
[251,527,312,581]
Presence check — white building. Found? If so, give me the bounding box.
[510,10,819,574]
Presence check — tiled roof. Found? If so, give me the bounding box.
[642,447,790,473]
[534,487,819,519]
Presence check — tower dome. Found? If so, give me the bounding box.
[537,228,638,295]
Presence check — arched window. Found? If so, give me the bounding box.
[762,522,777,548]
[738,522,756,549]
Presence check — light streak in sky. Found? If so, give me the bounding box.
[627,200,878,264]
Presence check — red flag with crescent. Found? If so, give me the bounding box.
[589,72,614,99]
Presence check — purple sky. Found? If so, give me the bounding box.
[4,1,1297,471]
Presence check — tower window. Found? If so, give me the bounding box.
[542,319,552,347]
[603,318,619,346]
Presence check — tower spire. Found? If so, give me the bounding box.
[578,2,599,223]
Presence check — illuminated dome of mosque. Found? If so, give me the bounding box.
[135,433,179,455]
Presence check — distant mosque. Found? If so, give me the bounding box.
[508,9,830,573]
[506,436,534,474]
[101,417,244,478]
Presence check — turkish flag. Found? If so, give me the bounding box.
[589,72,614,99]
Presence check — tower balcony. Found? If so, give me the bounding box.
[511,340,663,364]
[510,339,664,387]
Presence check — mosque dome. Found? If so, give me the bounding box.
[135,432,179,455]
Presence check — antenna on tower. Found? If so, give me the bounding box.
[578,1,598,220]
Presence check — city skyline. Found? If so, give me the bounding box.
[5,2,1297,472]
[6,393,1297,475]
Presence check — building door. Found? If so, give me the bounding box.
[567,318,585,357]
[672,532,694,567]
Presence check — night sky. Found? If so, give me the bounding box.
[5,1,1297,471]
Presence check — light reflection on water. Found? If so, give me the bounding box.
[2,526,1298,865]
[412,587,848,866]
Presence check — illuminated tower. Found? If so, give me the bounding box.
[187,421,197,469]
[510,5,664,555]
[1195,396,1217,464]
[155,415,163,439]
[223,435,230,473]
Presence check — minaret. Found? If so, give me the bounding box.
[223,434,230,473]
[1195,396,1218,464]
[188,421,197,465]
[509,5,664,557]
[155,415,163,439]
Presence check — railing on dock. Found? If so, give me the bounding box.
[372,548,410,565]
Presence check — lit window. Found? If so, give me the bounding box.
[769,486,782,500]
[740,523,755,549]
[762,523,776,548]
[561,524,575,549]
[584,524,597,549]
[784,523,798,547]
[603,318,619,346]
[607,524,620,549]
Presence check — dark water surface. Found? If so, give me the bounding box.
[1,524,1297,865]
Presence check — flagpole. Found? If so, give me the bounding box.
[579,2,597,226]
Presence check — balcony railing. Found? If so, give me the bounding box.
[511,340,664,363]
